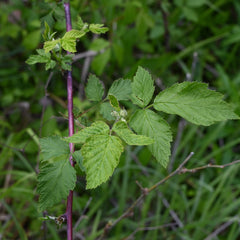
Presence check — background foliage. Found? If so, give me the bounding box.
[1,0,240,239]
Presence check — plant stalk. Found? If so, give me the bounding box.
[64,2,74,240]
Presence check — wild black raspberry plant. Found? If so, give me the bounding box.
[26,2,239,239]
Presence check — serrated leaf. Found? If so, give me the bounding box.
[40,136,70,162]
[85,74,104,101]
[61,37,77,53]
[72,150,85,172]
[81,134,123,189]
[76,16,84,29]
[26,55,48,65]
[108,79,132,101]
[42,21,51,41]
[131,66,155,108]
[44,39,60,53]
[64,121,109,144]
[37,159,76,211]
[100,102,115,121]
[62,29,86,39]
[108,94,120,111]
[91,48,111,75]
[112,121,154,145]
[89,24,109,34]
[153,82,239,126]
[130,109,172,168]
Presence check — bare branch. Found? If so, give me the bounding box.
[180,159,240,174]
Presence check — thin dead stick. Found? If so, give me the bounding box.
[204,221,234,240]
[158,192,184,229]
[72,50,97,62]
[159,0,170,51]
[180,159,240,174]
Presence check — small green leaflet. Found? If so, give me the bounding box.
[108,79,132,101]
[76,16,85,29]
[131,66,155,108]
[89,24,109,34]
[61,37,77,53]
[26,49,57,70]
[112,121,154,145]
[85,74,104,101]
[64,121,109,144]
[81,134,123,189]
[130,109,172,168]
[153,82,239,126]
[45,60,56,70]
[62,29,87,39]
[108,94,120,112]
[44,39,60,53]
[37,159,76,211]
[39,136,70,162]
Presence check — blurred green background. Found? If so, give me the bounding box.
[1,0,240,239]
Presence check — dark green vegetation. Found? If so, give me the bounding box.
[1,0,240,239]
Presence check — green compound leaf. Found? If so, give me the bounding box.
[64,121,109,144]
[89,24,109,34]
[44,39,60,53]
[108,94,120,112]
[81,134,124,189]
[85,74,104,101]
[108,79,132,101]
[37,159,76,211]
[131,66,155,108]
[130,109,172,168]
[154,82,240,126]
[112,121,154,145]
[40,136,70,162]
[100,102,115,121]
[61,37,77,53]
